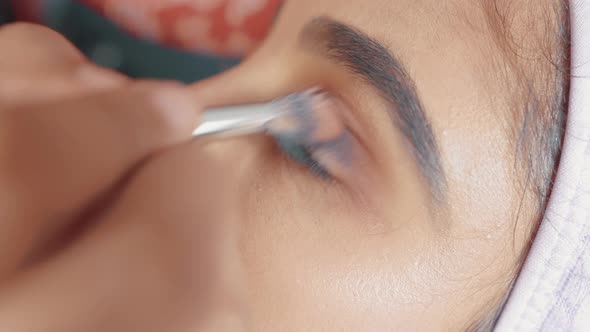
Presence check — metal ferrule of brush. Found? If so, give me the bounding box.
[192,88,320,139]
[192,102,283,138]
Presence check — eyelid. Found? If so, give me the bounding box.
[319,88,385,196]
[309,131,355,179]
[305,98,379,212]
[323,88,376,163]
[279,90,372,186]
[269,91,350,179]
[267,87,382,212]
[313,65,387,153]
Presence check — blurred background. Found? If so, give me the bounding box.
[0,0,240,82]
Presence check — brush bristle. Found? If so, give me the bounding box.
[265,88,345,146]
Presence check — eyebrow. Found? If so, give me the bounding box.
[299,16,447,200]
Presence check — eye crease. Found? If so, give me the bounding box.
[267,91,355,181]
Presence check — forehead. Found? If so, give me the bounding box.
[267,0,521,220]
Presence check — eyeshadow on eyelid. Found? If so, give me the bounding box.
[274,136,332,179]
[310,132,355,176]
[268,91,359,180]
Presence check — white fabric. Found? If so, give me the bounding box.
[495,1,590,331]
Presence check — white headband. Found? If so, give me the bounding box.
[495,0,590,330]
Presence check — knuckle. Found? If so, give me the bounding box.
[129,81,188,134]
[145,103,177,134]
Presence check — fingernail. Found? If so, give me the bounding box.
[152,87,201,133]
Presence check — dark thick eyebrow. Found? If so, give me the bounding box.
[299,16,447,200]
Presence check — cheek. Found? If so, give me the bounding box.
[208,135,507,330]
[236,156,451,330]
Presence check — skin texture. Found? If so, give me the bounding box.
[189,0,553,330]
[2,0,561,331]
[0,23,246,332]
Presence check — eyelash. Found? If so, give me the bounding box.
[274,136,332,179]
[268,89,358,184]
[273,129,372,212]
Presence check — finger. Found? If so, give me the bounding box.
[0,66,127,106]
[0,141,246,332]
[0,82,201,274]
[0,23,86,75]
[0,23,128,104]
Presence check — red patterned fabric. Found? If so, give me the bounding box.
[11,0,282,56]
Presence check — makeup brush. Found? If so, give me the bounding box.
[193,87,343,144]
[193,87,354,179]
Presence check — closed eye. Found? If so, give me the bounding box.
[267,90,354,181]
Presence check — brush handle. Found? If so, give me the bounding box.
[192,103,277,138]
[193,88,318,139]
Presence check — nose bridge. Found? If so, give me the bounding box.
[189,36,315,109]
[189,39,304,178]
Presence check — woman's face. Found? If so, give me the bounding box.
[193,0,538,330]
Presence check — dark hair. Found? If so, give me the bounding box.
[466,1,571,331]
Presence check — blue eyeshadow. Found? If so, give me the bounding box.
[274,135,331,179]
